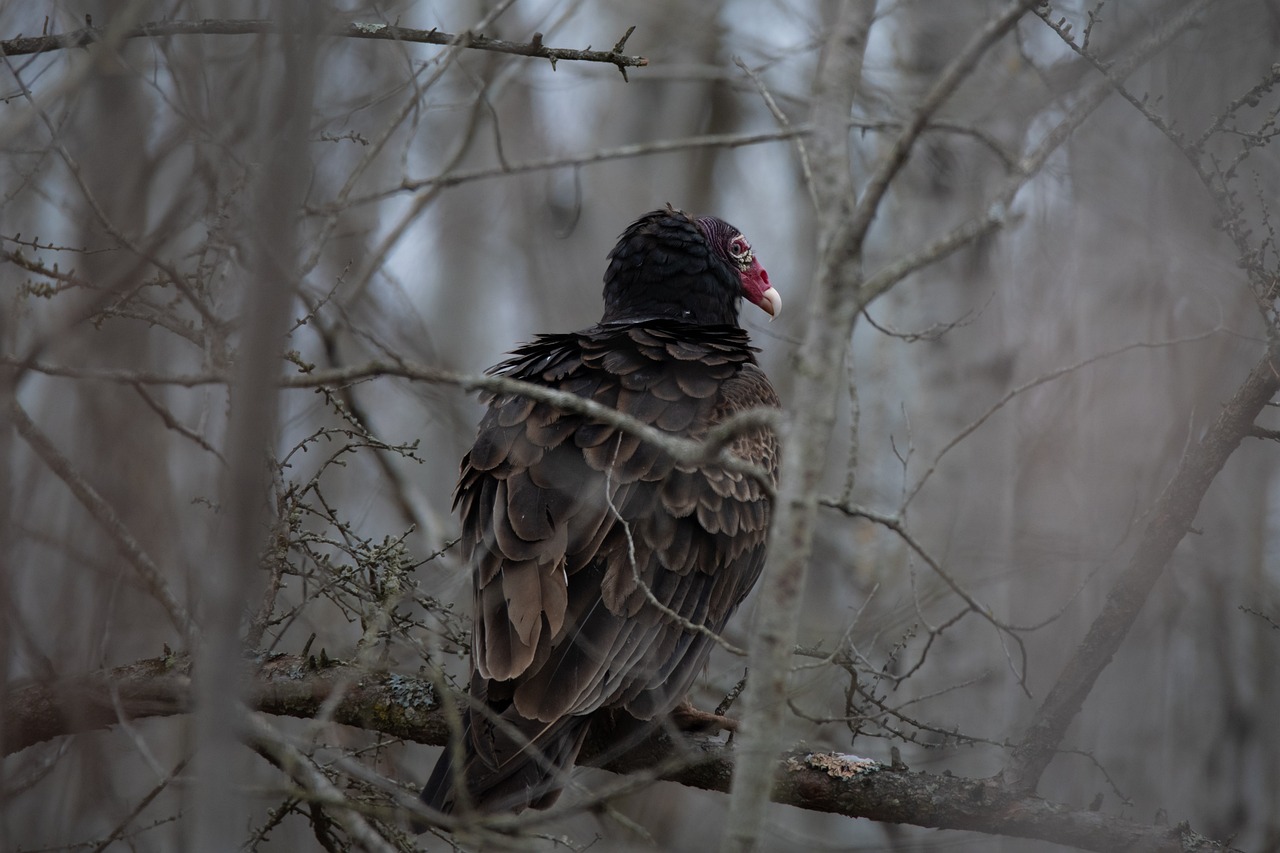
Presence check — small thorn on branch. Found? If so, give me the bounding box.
[613,25,636,55]
[613,25,641,81]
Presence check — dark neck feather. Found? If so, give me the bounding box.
[600,210,740,326]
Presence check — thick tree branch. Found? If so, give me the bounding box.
[3,653,1238,853]
[721,4,876,851]
[190,18,316,847]
[1003,345,1280,792]
[725,3,1040,852]
[0,19,648,75]
[1,654,449,758]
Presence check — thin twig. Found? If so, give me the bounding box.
[1,52,220,332]
[241,712,398,853]
[904,328,1226,508]
[9,397,194,640]
[822,500,1030,694]
[131,383,226,465]
[734,56,818,212]
[1003,345,1280,794]
[846,0,1042,252]
[333,127,810,211]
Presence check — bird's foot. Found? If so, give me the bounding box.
[671,699,739,734]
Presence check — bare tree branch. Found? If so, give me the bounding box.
[905,328,1229,508]
[725,3,1040,851]
[0,19,648,75]
[1003,344,1280,792]
[847,0,1042,256]
[7,398,194,639]
[334,127,810,210]
[241,712,400,853]
[1,356,783,489]
[3,654,1240,853]
[721,5,877,851]
[188,10,319,849]
[859,0,1219,306]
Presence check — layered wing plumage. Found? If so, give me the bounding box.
[423,321,778,813]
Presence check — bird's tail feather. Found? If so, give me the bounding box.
[418,711,593,821]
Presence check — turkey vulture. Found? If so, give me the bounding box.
[420,207,781,817]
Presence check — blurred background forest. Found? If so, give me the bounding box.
[3,0,1279,851]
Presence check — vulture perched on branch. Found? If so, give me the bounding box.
[421,207,781,817]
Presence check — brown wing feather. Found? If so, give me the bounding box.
[436,323,778,812]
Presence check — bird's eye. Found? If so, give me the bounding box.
[728,236,752,263]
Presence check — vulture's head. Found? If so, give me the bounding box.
[601,207,781,326]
